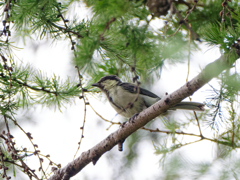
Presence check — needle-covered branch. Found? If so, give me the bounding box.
[48,46,240,180]
[0,63,83,110]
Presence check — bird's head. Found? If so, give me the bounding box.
[92,75,122,92]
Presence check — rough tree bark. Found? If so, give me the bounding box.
[48,48,240,180]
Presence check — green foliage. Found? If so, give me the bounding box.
[0,62,81,113]
[74,0,199,83]
[201,22,240,52]
[1,0,240,179]
[222,72,240,99]
[159,153,240,180]
[85,0,147,21]
[187,0,223,32]
[11,0,66,39]
[13,64,81,109]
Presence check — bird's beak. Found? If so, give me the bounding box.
[92,83,99,87]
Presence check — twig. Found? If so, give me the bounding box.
[220,0,227,31]
[141,127,236,146]
[73,66,88,159]
[7,116,45,179]
[50,22,83,38]
[20,150,60,169]
[88,102,121,126]
[1,51,43,179]
[141,127,202,138]
[55,2,90,160]
[193,111,203,138]
[170,3,199,40]
[0,146,10,180]
[99,17,116,40]
[1,119,40,179]
[0,73,71,95]
[56,4,77,51]
[1,0,11,39]
[186,28,203,138]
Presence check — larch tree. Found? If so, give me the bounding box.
[0,0,240,179]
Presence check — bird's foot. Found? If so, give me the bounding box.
[129,113,139,123]
[120,121,127,128]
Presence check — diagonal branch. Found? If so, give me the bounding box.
[171,4,199,40]
[48,49,239,180]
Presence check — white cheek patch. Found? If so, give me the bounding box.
[102,80,118,91]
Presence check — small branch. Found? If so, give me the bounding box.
[176,138,203,149]
[1,118,40,179]
[99,17,116,40]
[50,22,83,38]
[141,127,202,138]
[226,8,233,29]
[89,102,121,126]
[141,126,212,141]
[186,31,203,137]
[193,111,203,138]
[170,3,199,40]
[55,2,90,161]
[220,0,227,31]
[1,0,11,39]
[73,66,89,159]
[0,72,76,96]
[55,4,78,51]
[141,127,218,144]
[0,146,10,180]
[8,116,45,179]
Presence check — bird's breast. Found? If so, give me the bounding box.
[107,86,146,118]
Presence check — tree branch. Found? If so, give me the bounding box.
[48,51,239,180]
[171,4,200,40]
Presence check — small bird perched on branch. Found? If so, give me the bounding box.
[92,75,205,118]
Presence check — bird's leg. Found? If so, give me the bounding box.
[117,122,127,151]
[117,138,125,151]
[117,113,139,151]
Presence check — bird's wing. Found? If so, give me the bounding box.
[120,83,160,98]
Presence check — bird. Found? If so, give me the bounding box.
[92,75,205,118]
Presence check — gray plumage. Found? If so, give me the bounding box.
[92,75,204,118]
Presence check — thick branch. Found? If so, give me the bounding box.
[48,53,238,180]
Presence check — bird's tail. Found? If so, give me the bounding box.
[170,102,205,111]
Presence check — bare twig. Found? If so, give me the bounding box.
[56,4,77,51]
[89,102,121,126]
[185,28,203,137]
[55,3,90,160]
[170,3,199,40]
[0,146,10,180]
[8,116,45,179]
[73,66,89,159]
